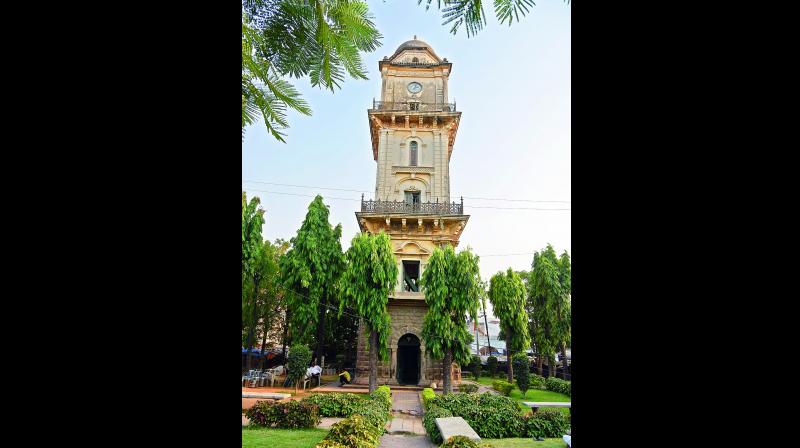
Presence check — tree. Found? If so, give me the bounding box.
[487,356,498,378]
[512,352,531,397]
[242,192,266,370]
[529,245,571,378]
[339,232,398,392]
[242,0,382,141]
[489,268,530,383]
[420,245,482,394]
[280,195,345,363]
[287,344,313,393]
[418,0,570,37]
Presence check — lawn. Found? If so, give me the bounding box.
[242,427,328,448]
[473,376,570,416]
[480,438,568,448]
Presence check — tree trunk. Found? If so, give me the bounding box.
[506,328,514,383]
[483,303,492,356]
[369,328,378,392]
[537,357,543,376]
[246,275,261,372]
[315,298,327,362]
[561,343,568,380]
[549,356,557,378]
[281,308,290,359]
[443,348,453,394]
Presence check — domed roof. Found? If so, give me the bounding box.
[396,38,432,53]
[388,36,443,63]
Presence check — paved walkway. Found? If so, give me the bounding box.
[385,390,426,438]
[379,435,436,448]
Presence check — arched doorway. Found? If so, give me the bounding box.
[397,333,421,385]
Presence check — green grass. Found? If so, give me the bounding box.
[480,438,567,448]
[472,376,570,416]
[242,428,329,448]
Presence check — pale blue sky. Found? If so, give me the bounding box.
[242,1,571,282]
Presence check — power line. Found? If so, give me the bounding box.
[242,180,570,204]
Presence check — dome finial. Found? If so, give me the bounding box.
[413,35,417,39]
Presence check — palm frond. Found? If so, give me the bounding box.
[494,0,535,26]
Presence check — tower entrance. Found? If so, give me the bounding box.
[397,333,421,385]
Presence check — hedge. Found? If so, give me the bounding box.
[304,393,364,417]
[458,383,478,393]
[422,404,453,444]
[441,435,480,448]
[245,400,321,429]
[492,380,514,396]
[314,386,393,448]
[530,374,545,389]
[544,377,571,397]
[523,409,571,438]
[428,392,524,439]
[421,388,436,410]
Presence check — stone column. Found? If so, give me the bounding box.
[420,344,427,381]
[390,345,398,382]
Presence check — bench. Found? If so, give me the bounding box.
[522,401,571,412]
[242,392,291,400]
[435,416,481,442]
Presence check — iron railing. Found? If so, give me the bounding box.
[360,196,463,215]
[371,100,456,112]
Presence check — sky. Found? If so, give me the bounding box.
[242,1,571,289]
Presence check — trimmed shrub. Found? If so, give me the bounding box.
[523,409,571,438]
[492,380,514,396]
[429,392,524,439]
[423,404,453,444]
[530,374,545,389]
[349,397,390,432]
[487,356,498,378]
[544,377,571,397]
[245,400,321,428]
[287,344,313,388]
[326,414,381,448]
[369,385,392,411]
[421,388,436,410]
[441,435,480,448]
[469,355,482,378]
[304,393,364,417]
[314,441,348,448]
[512,353,531,395]
[458,383,478,393]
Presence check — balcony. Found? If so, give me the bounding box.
[361,197,464,215]
[371,100,456,113]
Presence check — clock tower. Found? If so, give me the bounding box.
[353,38,468,387]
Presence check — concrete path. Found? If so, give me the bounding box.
[385,390,426,437]
[379,435,436,448]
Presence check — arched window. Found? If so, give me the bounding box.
[409,141,418,166]
[412,57,419,63]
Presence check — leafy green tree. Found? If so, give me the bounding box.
[242,192,265,280]
[418,0,570,37]
[512,352,531,397]
[243,239,279,367]
[420,245,482,394]
[280,195,345,362]
[287,344,313,393]
[487,355,498,378]
[469,354,482,378]
[489,268,530,383]
[339,232,398,392]
[242,0,382,141]
[529,244,571,378]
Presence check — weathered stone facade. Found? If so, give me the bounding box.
[353,38,467,387]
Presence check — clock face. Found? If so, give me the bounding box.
[408,82,422,94]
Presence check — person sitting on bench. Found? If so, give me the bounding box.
[306,363,322,387]
[338,369,351,386]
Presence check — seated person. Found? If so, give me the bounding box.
[338,369,351,385]
[306,363,322,386]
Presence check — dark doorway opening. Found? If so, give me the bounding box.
[397,333,421,385]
